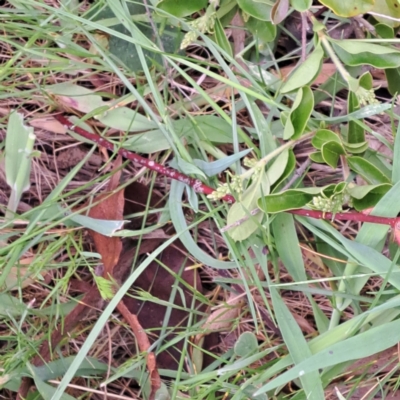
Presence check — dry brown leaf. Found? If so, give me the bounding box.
[30,116,67,134]
[88,156,124,276]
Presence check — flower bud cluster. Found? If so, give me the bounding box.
[207,173,243,200]
[312,193,344,214]
[181,12,216,49]
[355,86,379,107]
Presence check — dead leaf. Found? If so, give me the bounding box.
[30,116,67,134]
[88,156,124,277]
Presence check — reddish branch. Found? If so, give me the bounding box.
[290,209,399,229]
[54,114,235,203]
[55,113,400,233]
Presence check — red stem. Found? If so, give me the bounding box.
[54,114,235,203]
[289,209,399,229]
[54,113,400,231]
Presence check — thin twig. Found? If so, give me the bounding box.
[281,158,311,191]
[301,12,308,62]
[54,114,235,203]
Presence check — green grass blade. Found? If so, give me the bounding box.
[270,287,324,399]
[254,318,400,395]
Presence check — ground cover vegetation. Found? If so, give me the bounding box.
[2,0,400,399]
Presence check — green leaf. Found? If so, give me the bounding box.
[311,129,341,150]
[258,187,322,213]
[173,116,244,144]
[123,129,170,153]
[270,287,324,399]
[177,157,207,179]
[271,0,289,24]
[254,318,400,395]
[317,0,374,17]
[309,151,324,163]
[347,91,365,144]
[169,181,236,269]
[375,23,395,38]
[290,0,312,12]
[237,0,272,21]
[273,150,296,190]
[265,149,289,186]
[234,332,258,357]
[5,112,36,216]
[371,0,400,28]
[283,86,314,139]
[28,363,76,400]
[347,183,392,210]
[342,140,369,154]
[194,148,253,177]
[272,212,307,282]
[332,40,400,68]
[281,44,324,93]
[385,67,400,96]
[245,17,277,43]
[227,172,270,241]
[66,212,124,236]
[321,141,345,169]
[89,2,182,72]
[123,115,242,153]
[156,0,207,17]
[212,18,233,57]
[347,156,391,184]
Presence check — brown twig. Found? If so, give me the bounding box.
[117,301,161,400]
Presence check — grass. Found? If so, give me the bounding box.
[1,1,400,399]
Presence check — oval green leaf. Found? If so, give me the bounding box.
[290,0,312,12]
[347,156,391,184]
[348,183,392,210]
[371,0,400,28]
[311,129,341,150]
[237,0,272,21]
[385,67,400,96]
[283,86,314,139]
[156,0,207,17]
[309,151,324,163]
[318,0,374,17]
[234,332,258,357]
[281,44,324,93]
[321,141,345,169]
[258,187,323,214]
[245,17,276,43]
[332,40,400,68]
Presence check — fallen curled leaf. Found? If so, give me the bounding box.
[88,156,124,276]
